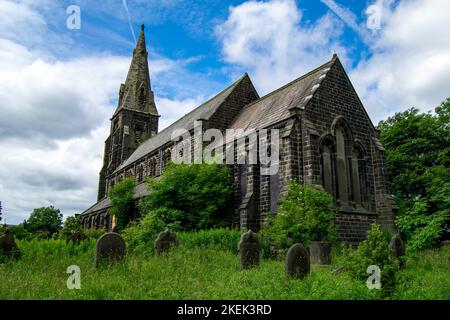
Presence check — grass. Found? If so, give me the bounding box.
[0,239,448,300]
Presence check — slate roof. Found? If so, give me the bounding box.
[229,56,336,132]
[82,183,150,215]
[82,56,338,216]
[114,73,249,173]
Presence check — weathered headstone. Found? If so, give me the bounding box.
[389,233,405,268]
[66,231,87,244]
[0,229,20,259]
[154,229,177,256]
[238,230,260,269]
[285,243,310,279]
[94,232,125,268]
[309,241,332,265]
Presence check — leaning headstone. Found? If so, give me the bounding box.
[154,229,177,256]
[0,229,20,259]
[309,241,332,265]
[389,233,406,268]
[238,230,260,269]
[94,232,125,268]
[66,231,87,244]
[285,243,310,280]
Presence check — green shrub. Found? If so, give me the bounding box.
[8,225,32,240]
[122,211,167,255]
[139,163,233,231]
[82,228,106,240]
[59,215,82,239]
[109,177,136,232]
[335,224,399,295]
[395,166,449,252]
[262,181,336,249]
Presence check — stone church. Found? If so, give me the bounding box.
[81,26,396,244]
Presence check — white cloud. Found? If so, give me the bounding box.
[216,0,347,94]
[351,0,450,122]
[216,0,450,124]
[157,97,204,130]
[0,1,212,224]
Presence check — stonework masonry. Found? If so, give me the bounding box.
[81,31,396,246]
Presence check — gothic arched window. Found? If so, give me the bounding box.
[137,164,144,183]
[331,117,354,207]
[149,158,156,177]
[319,134,336,197]
[351,143,368,209]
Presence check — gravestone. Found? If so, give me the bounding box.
[66,231,87,244]
[94,232,125,268]
[0,229,20,259]
[309,241,332,265]
[389,233,405,268]
[285,243,310,280]
[154,229,177,256]
[238,230,260,269]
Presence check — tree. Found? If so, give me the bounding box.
[138,163,233,231]
[23,206,63,235]
[109,177,136,232]
[378,98,450,251]
[59,215,82,239]
[263,181,336,249]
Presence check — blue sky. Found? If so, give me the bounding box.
[0,0,449,224]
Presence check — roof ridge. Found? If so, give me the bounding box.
[242,57,335,110]
[112,73,249,173]
[149,73,248,138]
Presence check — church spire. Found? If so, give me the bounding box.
[116,24,158,116]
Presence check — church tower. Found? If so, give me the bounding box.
[97,25,159,200]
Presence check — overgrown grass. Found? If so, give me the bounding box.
[0,238,448,300]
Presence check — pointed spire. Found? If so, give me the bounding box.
[135,24,147,56]
[116,24,158,116]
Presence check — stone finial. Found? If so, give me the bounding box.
[154,229,177,256]
[141,24,145,31]
[285,243,310,280]
[238,230,260,269]
[94,232,126,268]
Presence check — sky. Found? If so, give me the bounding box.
[0,0,449,224]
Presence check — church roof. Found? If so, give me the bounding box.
[230,55,336,131]
[82,183,149,215]
[113,73,251,173]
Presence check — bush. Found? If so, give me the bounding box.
[395,165,450,252]
[59,216,82,239]
[335,224,399,295]
[139,163,233,231]
[8,225,32,240]
[109,177,136,232]
[122,211,167,255]
[262,181,336,249]
[82,228,106,240]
